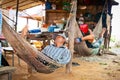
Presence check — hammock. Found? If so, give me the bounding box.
[74,20,93,56]
[74,13,111,56]
[1,0,77,73]
[2,18,63,74]
[72,2,110,56]
[74,18,102,56]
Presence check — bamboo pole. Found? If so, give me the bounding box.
[66,0,77,73]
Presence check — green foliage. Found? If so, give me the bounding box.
[110,36,116,42]
[62,2,71,11]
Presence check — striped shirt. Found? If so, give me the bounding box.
[41,44,71,64]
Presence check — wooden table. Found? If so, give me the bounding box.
[27,31,63,47]
[3,47,20,66]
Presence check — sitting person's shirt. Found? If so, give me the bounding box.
[41,44,71,64]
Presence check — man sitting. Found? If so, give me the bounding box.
[75,24,106,54]
[42,34,71,64]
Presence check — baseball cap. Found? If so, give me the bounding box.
[57,33,67,40]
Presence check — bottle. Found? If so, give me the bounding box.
[52,4,56,10]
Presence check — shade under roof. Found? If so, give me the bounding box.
[0,0,119,11]
[1,0,43,11]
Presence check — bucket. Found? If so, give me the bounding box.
[48,27,55,32]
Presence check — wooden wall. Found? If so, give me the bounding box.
[46,10,69,24]
[45,0,104,24]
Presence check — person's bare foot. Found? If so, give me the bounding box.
[99,28,106,38]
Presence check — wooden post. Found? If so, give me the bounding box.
[66,0,77,73]
[0,7,2,66]
[15,0,19,31]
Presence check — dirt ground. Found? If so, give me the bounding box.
[6,51,120,80]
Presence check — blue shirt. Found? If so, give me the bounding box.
[42,44,71,64]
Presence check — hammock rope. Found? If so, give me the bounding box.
[3,9,66,67]
[93,0,108,39]
[1,1,77,73]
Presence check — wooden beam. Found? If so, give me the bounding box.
[18,1,37,9]
[1,0,22,9]
[12,0,34,9]
[16,0,42,9]
[1,1,16,9]
[19,2,42,10]
[1,0,41,10]
[9,0,29,8]
[1,0,15,5]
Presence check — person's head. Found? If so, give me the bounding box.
[80,13,83,17]
[80,24,89,34]
[54,34,66,46]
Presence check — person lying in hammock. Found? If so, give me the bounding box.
[21,25,71,65]
[75,24,106,49]
[41,34,71,65]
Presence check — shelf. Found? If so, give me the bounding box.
[46,10,69,13]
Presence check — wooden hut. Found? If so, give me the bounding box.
[0,0,119,75]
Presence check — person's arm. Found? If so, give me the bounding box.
[56,49,71,64]
[21,25,29,38]
[81,29,94,42]
[99,28,106,38]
